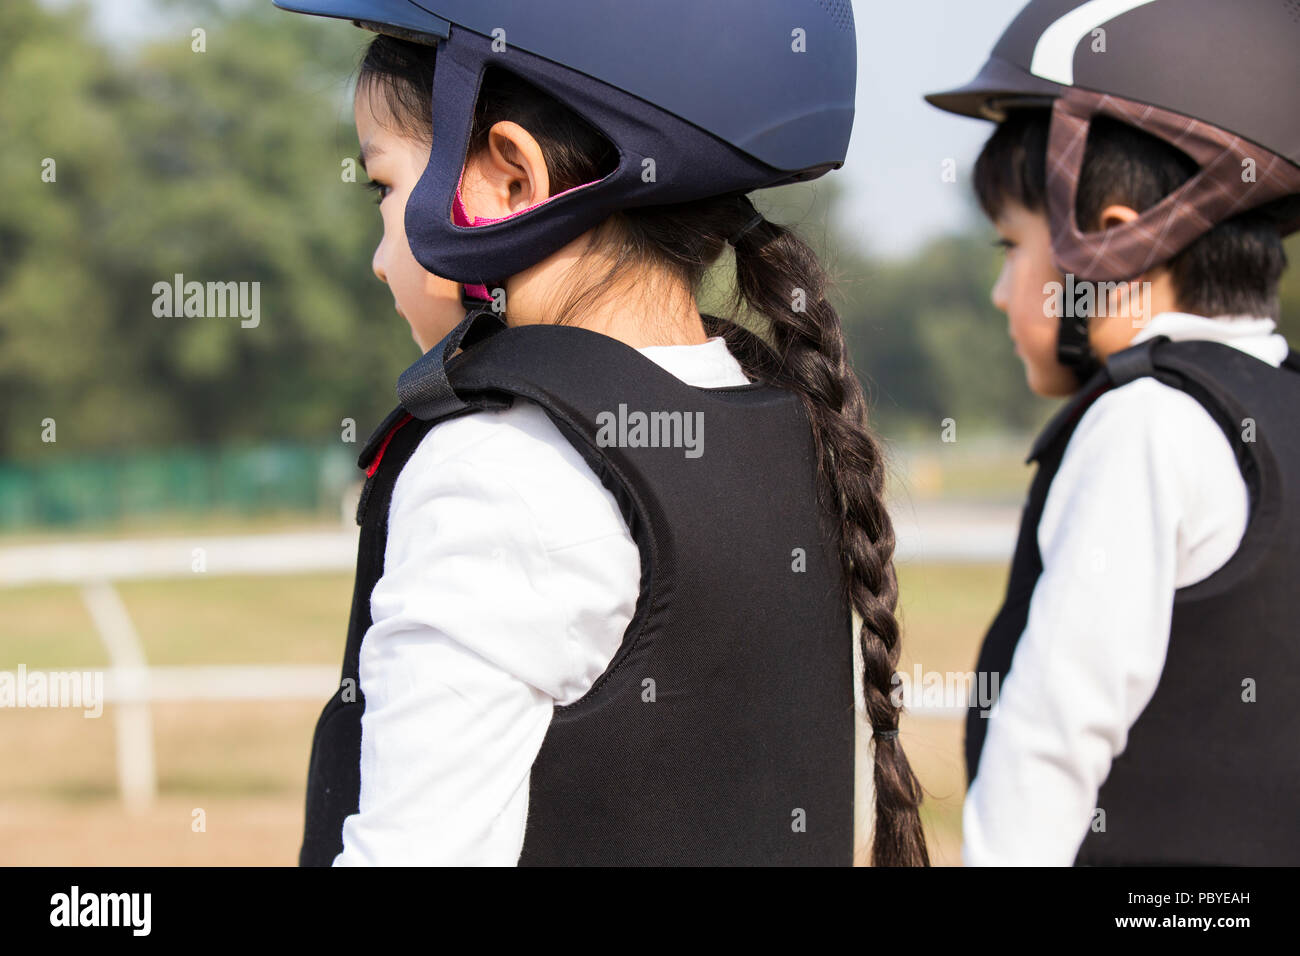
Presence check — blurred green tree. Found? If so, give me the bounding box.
[1,0,1295,469]
[1,0,413,462]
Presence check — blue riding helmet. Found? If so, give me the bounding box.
[271,0,857,292]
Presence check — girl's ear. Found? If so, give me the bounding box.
[461,121,552,221]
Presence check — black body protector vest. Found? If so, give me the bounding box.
[299,311,856,866]
[967,335,1300,866]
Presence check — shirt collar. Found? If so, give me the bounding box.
[1130,311,1289,367]
[635,335,752,387]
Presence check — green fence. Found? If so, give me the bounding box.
[0,444,360,531]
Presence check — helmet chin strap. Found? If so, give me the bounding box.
[459,282,505,314]
[1056,311,1102,387]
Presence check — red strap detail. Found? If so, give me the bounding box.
[1065,383,1112,429]
[365,412,414,478]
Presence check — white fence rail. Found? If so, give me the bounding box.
[1,506,1017,811]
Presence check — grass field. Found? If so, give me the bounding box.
[0,547,1006,866]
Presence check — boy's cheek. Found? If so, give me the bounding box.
[1018,350,1058,397]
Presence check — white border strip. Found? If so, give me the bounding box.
[1030,0,1160,85]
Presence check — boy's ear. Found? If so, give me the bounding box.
[1097,202,1176,292]
[1098,204,1141,231]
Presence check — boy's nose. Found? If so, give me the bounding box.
[990,266,1010,313]
[372,243,387,284]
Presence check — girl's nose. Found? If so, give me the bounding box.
[372,242,387,284]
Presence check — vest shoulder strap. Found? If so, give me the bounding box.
[1026,334,1291,465]
[1025,370,1112,464]
[1105,333,1168,385]
[396,308,514,422]
[398,310,789,446]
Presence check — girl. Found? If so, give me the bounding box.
[278,0,927,866]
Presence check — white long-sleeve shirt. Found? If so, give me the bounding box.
[962,311,1292,866]
[333,333,877,865]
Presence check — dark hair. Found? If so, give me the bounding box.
[972,108,1293,319]
[356,34,929,867]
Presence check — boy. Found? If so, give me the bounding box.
[926,0,1300,865]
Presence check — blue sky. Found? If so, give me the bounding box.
[59,0,1029,259]
[844,0,1029,256]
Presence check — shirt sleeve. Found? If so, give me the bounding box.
[961,379,1249,866]
[332,448,638,866]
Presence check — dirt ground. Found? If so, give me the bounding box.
[0,701,967,866]
[1,561,990,866]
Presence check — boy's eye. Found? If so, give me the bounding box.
[363,179,391,205]
[992,237,1016,255]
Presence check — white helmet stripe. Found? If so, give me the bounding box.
[1030,0,1159,85]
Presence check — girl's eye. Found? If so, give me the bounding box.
[992,237,1016,255]
[363,179,391,205]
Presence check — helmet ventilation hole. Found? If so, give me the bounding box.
[815,0,855,32]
